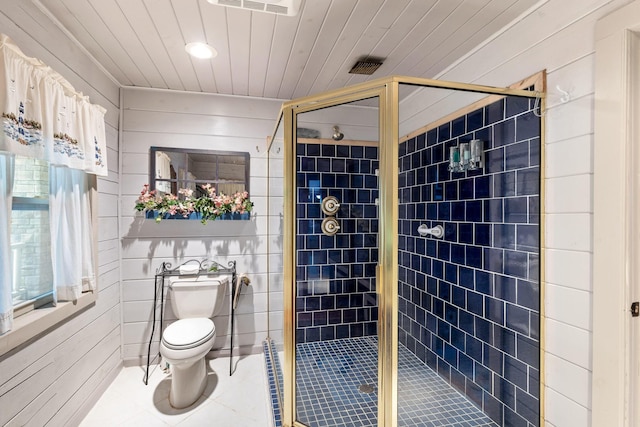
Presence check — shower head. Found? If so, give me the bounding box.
[332,125,344,141]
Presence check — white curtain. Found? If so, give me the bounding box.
[0,153,14,334]
[49,165,95,302]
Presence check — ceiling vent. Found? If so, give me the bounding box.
[348,58,384,75]
[207,0,301,16]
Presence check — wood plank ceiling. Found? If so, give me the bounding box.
[35,0,540,100]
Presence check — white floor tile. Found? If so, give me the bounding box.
[79,354,271,427]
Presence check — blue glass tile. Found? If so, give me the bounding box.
[317,157,331,172]
[433,259,444,279]
[351,145,363,158]
[334,325,350,339]
[484,199,503,222]
[451,201,465,221]
[517,279,539,311]
[459,310,474,335]
[516,224,538,252]
[458,223,473,244]
[313,311,328,326]
[506,96,530,118]
[494,171,516,198]
[516,111,540,142]
[459,352,474,377]
[505,197,528,223]
[484,343,504,375]
[306,327,320,342]
[475,271,492,295]
[475,363,492,392]
[322,145,335,157]
[297,143,307,156]
[475,127,492,148]
[449,244,464,265]
[459,267,474,290]
[298,250,312,266]
[337,145,350,157]
[365,146,377,159]
[494,224,516,249]
[452,116,466,137]
[529,137,540,166]
[485,147,504,174]
[360,159,371,174]
[504,250,528,278]
[301,157,315,171]
[475,317,493,343]
[320,326,335,340]
[321,235,335,249]
[305,295,320,311]
[484,393,504,425]
[427,164,439,183]
[427,129,437,146]
[494,274,517,304]
[467,291,483,316]
[504,407,528,427]
[529,195,540,224]
[433,182,444,201]
[506,303,530,335]
[517,166,539,196]
[475,175,492,199]
[443,262,457,284]
[475,223,491,246]
[438,202,451,220]
[529,253,540,281]
[332,158,345,172]
[483,247,504,274]
[466,246,483,269]
[494,325,516,357]
[433,144,444,163]
[467,108,484,132]
[444,342,458,368]
[321,173,335,187]
[529,368,540,398]
[506,141,529,170]
[466,334,483,362]
[460,178,474,199]
[465,200,482,222]
[438,122,451,142]
[445,181,458,200]
[517,334,539,367]
[416,133,426,150]
[515,388,540,425]
[452,286,466,307]
[298,312,312,327]
[494,118,515,147]
[351,175,364,188]
[346,159,359,173]
[485,99,504,125]
[485,298,505,324]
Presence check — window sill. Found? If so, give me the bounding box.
[0,291,96,358]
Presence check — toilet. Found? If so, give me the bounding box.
[160,275,229,409]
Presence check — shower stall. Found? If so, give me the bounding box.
[266,75,544,427]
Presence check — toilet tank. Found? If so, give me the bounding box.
[168,276,229,319]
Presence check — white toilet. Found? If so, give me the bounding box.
[160,276,229,409]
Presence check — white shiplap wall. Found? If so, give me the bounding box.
[0,2,121,426]
[401,0,633,425]
[120,88,283,364]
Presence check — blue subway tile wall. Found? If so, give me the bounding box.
[296,143,379,344]
[398,96,540,426]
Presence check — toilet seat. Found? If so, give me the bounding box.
[162,318,215,350]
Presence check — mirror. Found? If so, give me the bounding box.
[149,147,250,197]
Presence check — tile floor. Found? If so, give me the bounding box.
[289,336,497,427]
[80,353,271,427]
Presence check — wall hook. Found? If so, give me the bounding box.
[556,85,571,103]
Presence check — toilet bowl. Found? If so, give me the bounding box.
[160,276,228,409]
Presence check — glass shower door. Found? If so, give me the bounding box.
[293,96,381,427]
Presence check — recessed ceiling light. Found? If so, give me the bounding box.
[185,42,217,59]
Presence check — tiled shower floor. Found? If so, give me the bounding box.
[265,336,498,427]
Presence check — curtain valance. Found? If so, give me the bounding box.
[0,34,108,176]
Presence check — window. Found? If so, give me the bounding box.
[150,147,250,197]
[11,156,53,312]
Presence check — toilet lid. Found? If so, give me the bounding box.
[162,318,215,350]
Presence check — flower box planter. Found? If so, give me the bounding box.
[144,211,250,221]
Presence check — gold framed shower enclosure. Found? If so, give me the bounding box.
[274,75,546,427]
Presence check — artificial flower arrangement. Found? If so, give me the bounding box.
[135,183,253,223]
